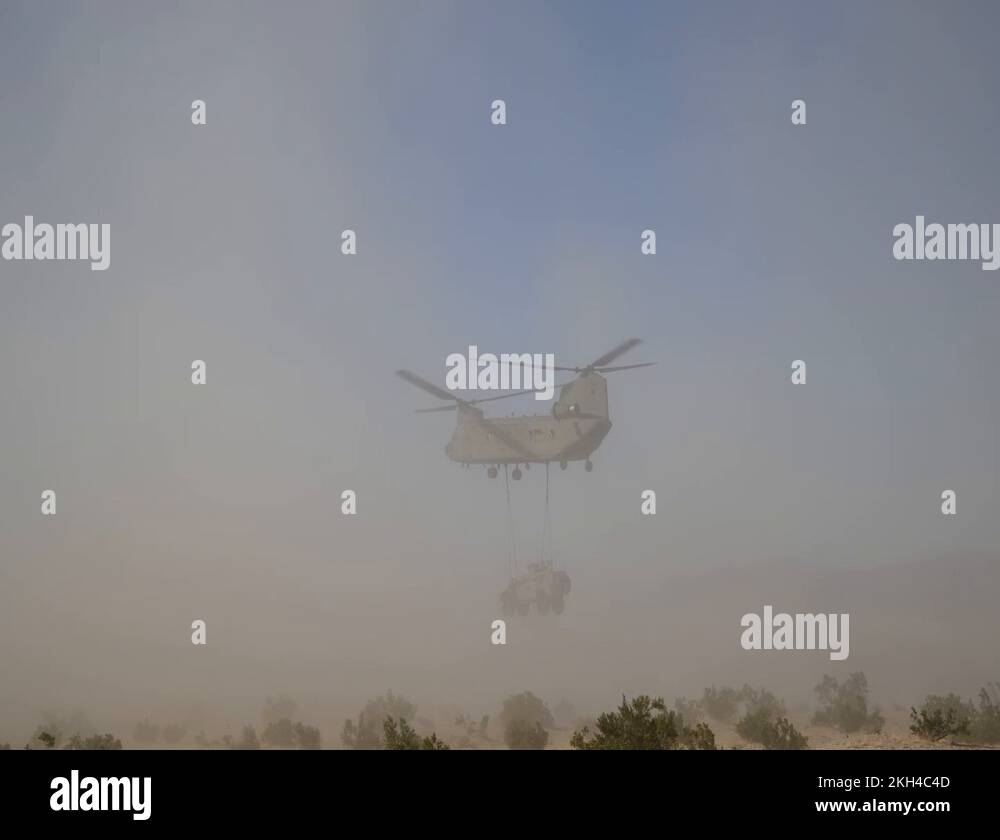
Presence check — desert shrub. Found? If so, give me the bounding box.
[499,692,554,731]
[262,717,295,747]
[678,685,784,728]
[65,733,122,750]
[260,718,319,748]
[736,708,807,750]
[133,719,160,745]
[292,722,321,749]
[30,729,58,749]
[383,717,449,750]
[342,690,418,749]
[969,683,1000,743]
[499,692,554,749]
[252,703,315,748]
[673,697,703,726]
[570,695,717,750]
[341,715,380,749]
[701,686,743,723]
[909,694,974,743]
[909,707,969,743]
[504,719,549,750]
[32,711,94,748]
[454,713,490,740]
[812,672,884,734]
[741,685,786,719]
[422,733,450,751]
[682,722,718,750]
[235,725,260,750]
[193,732,234,748]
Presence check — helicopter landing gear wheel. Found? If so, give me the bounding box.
[585,459,593,472]
[512,467,522,480]
[487,466,497,479]
[559,460,567,470]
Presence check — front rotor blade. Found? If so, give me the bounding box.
[415,404,458,413]
[592,362,656,373]
[589,338,642,369]
[396,369,457,402]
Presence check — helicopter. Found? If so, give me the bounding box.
[397,338,654,479]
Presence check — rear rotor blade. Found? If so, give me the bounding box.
[396,369,457,403]
[588,338,642,369]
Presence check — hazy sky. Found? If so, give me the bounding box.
[1,1,998,741]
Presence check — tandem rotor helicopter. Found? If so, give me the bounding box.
[397,338,654,618]
[396,338,654,478]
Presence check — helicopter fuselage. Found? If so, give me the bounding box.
[445,371,612,465]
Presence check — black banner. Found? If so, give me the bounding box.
[2,749,992,826]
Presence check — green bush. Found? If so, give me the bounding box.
[673,697,703,727]
[383,717,449,750]
[262,718,321,748]
[570,695,717,750]
[342,691,417,749]
[736,708,808,750]
[908,686,1000,744]
[812,672,884,734]
[235,725,260,750]
[970,683,1000,743]
[682,721,718,751]
[504,719,549,750]
[909,706,969,742]
[292,722,321,749]
[31,729,58,749]
[688,685,785,725]
[700,686,743,723]
[500,692,554,750]
[741,685,786,719]
[262,717,295,747]
[65,733,122,750]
